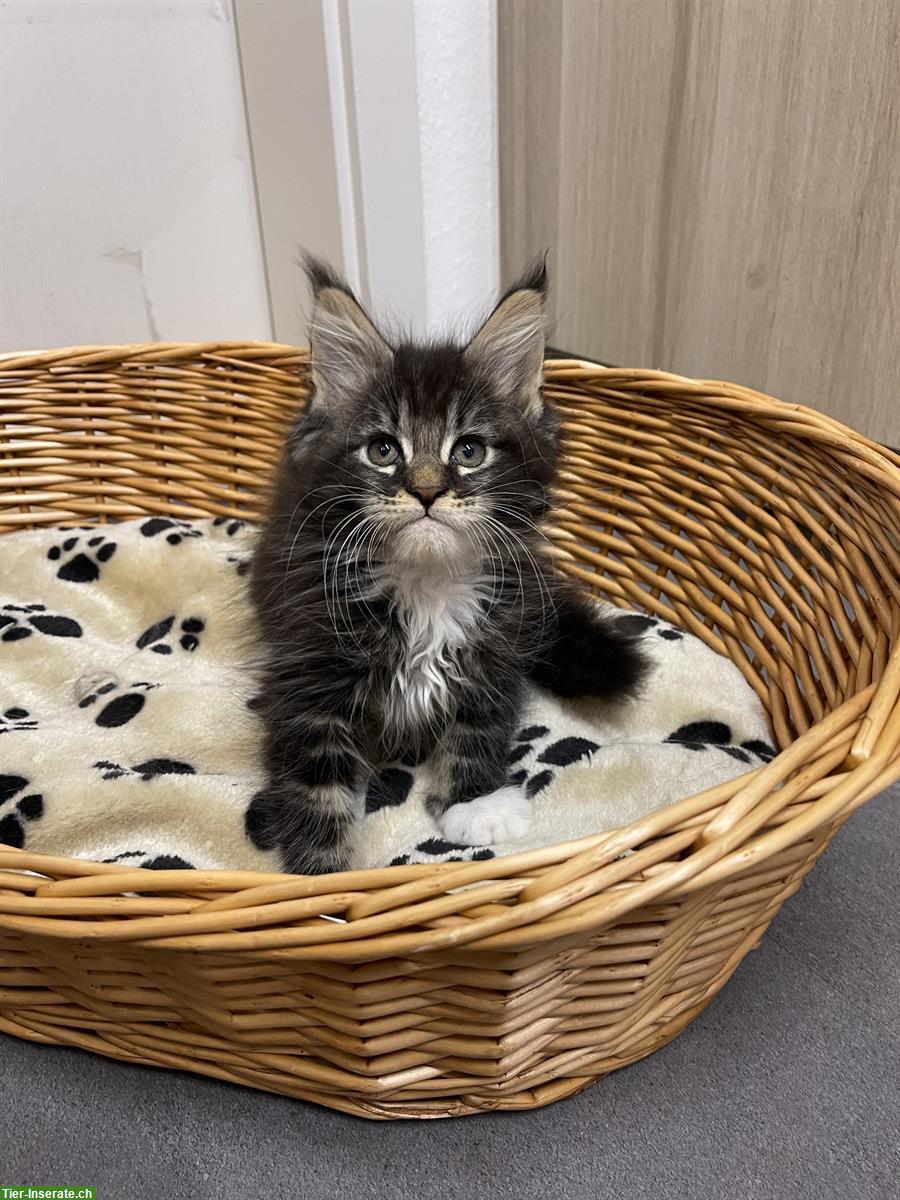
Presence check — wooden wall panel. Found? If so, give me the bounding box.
[499,0,900,443]
[499,0,564,325]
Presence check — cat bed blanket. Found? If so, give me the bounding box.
[0,519,775,872]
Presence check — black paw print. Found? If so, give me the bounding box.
[0,774,44,849]
[47,532,117,582]
[141,853,195,870]
[93,758,197,782]
[506,725,600,799]
[389,839,495,867]
[664,721,777,764]
[616,614,658,636]
[101,849,195,871]
[79,680,158,727]
[743,739,777,762]
[136,614,205,655]
[227,553,251,576]
[140,517,203,546]
[213,516,247,537]
[656,621,684,642]
[0,603,82,642]
[617,613,684,642]
[0,706,38,735]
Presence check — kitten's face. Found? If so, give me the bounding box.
[318,345,557,567]
[290,259,557,572]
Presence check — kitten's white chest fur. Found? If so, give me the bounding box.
[380,562,489,728]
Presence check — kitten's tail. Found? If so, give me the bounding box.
[528,592,649,700]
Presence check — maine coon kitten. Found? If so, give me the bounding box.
[249,257,646,874]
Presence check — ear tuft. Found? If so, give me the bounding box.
[499,255,548,303]
[301,254,391,404]
[465,258,548,413]
[301,252,353,299]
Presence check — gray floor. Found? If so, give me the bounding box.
[2,785,898,1200]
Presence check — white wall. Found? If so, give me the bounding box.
[0,0,271,352]
[0,0,501,353]
[238,0,500,343]
[235,0,346,350]
[342,0,428,328]
[332,0,500,337]
[413,0,499,336]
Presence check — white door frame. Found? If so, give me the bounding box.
[235,0,499,344]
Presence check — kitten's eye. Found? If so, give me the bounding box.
[366,436,401,467]
[450,437,487,468]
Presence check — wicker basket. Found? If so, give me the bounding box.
[0,343,897,1120]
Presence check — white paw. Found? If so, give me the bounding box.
[439,787,531,846]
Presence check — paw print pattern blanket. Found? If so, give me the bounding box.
[0,519,775,872]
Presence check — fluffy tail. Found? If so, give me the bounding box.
[528,592,649,700]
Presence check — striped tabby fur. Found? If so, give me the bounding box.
[249,258,645,873]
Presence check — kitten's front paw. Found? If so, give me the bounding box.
[440,787,531,846]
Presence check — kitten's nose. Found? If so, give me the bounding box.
[409,485,446,511]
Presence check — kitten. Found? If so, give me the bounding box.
[249,257,646,874]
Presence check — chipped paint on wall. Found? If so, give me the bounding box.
[0,0,271,350]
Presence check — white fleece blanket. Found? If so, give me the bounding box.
[0,518,775,872]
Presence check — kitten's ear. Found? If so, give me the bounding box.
[303,254,391,405]
[465,258,548,413]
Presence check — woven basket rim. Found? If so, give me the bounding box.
[4,339,896,476]
[0,339,302,366]
[0,342,897,963]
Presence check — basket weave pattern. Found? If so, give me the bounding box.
[0,343,897,1119]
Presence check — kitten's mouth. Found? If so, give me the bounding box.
[397,512,458,546]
